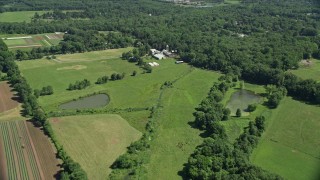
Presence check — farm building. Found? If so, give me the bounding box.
[150,49,161,55]
[150,47,177,60]
[153,53,165,60]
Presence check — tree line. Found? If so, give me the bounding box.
[183,79,282,179]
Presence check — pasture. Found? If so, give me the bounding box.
[0,120,60,179]
[3,33,63,50]
[145,69,222,179]
[49,114,142,179]
[0,11,47,23]
[17,49,192,113]
[251,97,320,180]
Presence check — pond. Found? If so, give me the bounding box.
[226,89,262,116]
[59,94,110,110]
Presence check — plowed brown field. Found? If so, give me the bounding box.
[0,82,19,113]
[26,121,61,179]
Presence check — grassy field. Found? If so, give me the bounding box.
[17,50,193,113]
[251,97,320,180]
[0,11,47,23]
[145,68,222,179]
[220,82,269,142]
[291,59,320,81]
[50,114,142,179]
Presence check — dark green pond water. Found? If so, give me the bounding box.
[226,90,262,116]
[59,94,110,110]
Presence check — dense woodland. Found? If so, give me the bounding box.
[0,0,319,179]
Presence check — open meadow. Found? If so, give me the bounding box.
[0,11,47,23]
[145,68,221,179]
[251,97,320,180]
[49,114,142,179]
[17,48,193,113]
[17,47,320,179]
[291,59,320,82]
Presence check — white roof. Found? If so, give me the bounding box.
[154,53,165,60]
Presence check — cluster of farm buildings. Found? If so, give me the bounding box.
[150,47,176,60]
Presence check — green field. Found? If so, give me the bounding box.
[251,97,320,180]
[0,11,47,23]
[291,59,320,82]
[145,69,222,179]
[17,49,193,113]
[49,114,142,179]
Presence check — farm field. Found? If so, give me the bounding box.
[145,69,221,179]
[291,59,320,82]
[251,97,320,180]
[25,121,61,179]
[0,120,59,179]
[0,11,47,23]
[0,81,26,122]
[0,81,19,113]
[2,33,63,50]
[49,114,142,179]
[17,50,192,112]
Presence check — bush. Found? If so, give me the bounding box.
[247,104,257,112]
[236,108,242,117]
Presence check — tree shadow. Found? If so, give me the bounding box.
[177,163,189,180]
[11,96,22,103]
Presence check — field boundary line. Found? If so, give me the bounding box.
[9,45,42,49]
[23,121,45,180]
[43,39,52,46]
[45,35,51,40]
[3,36,32,40]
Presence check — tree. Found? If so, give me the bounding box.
[34,89,40,98]
[132,70,137,76]
[247,104,257,112]
[236,108,242,117]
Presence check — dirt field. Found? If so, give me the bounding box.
[0,120,60,179]
[26,121,61,180]
[0,82,19,113]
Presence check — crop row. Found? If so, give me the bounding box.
[0,121,42,180]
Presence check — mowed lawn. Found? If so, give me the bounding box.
[0,11,47,22]
[50,114,142,180]
[251,97,320,180]
[291,59,320,82]
[145,69,221,179]
[17,50,193,112]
